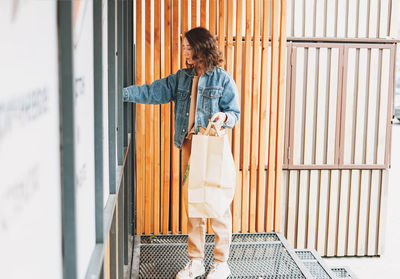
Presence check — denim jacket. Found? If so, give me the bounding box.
[122,66,240,149]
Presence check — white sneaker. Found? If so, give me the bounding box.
[206,261,231,279]
[176,259,206,279]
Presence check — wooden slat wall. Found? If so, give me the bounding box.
[135,0,287,235]
[286,0,396,38]
[281,43,395,256]
[285,44,394,170]
[281,169,389,256]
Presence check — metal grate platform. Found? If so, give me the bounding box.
[330,267,358,279]
[294,250,338,279]
[134,233,314,279]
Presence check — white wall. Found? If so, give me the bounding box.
[72,1,96,278]
[0,1,62,278]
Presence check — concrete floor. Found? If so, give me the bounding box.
[324,121,400,278]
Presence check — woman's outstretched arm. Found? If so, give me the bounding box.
[122,71,179,104]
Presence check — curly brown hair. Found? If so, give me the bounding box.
[184,27,224,71]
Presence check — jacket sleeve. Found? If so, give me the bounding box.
[122,71,178,104]
[220,76,241,129]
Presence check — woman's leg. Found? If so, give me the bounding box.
[210,206,232,262]
[187,217,206,259]
[182,138,207,260]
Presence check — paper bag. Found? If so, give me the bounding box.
[187,124,236,218]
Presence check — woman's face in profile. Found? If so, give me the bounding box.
[182,37,195,65]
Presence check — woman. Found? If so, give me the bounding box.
[123,27,240,279]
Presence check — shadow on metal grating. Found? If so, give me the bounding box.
[137,233,312,278]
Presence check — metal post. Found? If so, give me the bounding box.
[57,1,77,278]
[117,0,124,165]
[93,0,104,244]
[108,0,116,194]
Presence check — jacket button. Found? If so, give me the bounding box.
[186,112,189,116]
[182,129,186,132]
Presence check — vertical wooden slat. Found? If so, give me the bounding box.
[171,0,180,234]
[283,45,292,167]
[249,0,261,233]
[144,0,154,235]
[286,0,293,37]
[200,0,207,27]
[304,0,313,37]
[367,169,380,255]
[281,171,289,235]
[358,0,368,37]
[266,0,279,232]
[342,48,356,165]
[182,1,189,45]
[286,171,298,246]
[368,0,379,38]
[191,0,197,28]
[316,170,329,255]
[307,170,319,249]
[315,48,328,165]
[161,0,172,235]
[297,170,308,248]
[159,1,166,235]
[376,49,387,165]
[326,170,339,256]
[288,47,297,166]
[357,170,370,255]
[225,0,234,209]
[354,48,367,165]
[384,48,394,166]
[232,0,243,233]
[293,0,303,37]
[327,48,339,165]
[347,169,360,255]
[377,170,389,255]
[347,0,357,38]
[337,170,350,256]
[303,48,316,166]
[226,0,234,75]
[241,0,252,233]
[181,0,189,236]
[135,0,144,235]
[292,47,304,165]
[153,0,161,235]
[218,0,225,61]
[379,0,390,38]
[256,0,270,232]
[325,0,335,37]
[366,48,379,165]
[336,0,346,37]
[209,0,216,35]
[314,0,324,37]
[274,0,287,232]
[389,0,399,37]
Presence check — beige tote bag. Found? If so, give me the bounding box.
[187,122,236,218]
